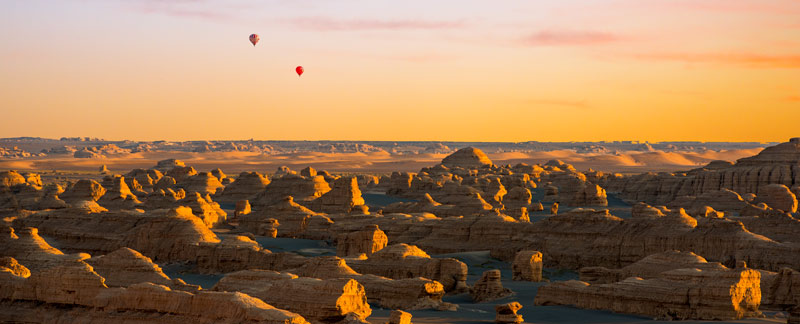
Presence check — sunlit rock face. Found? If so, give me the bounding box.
[536,263,762,320]
[251,174,331,209]
[512,250,542,282]
[603,139,800,205]
[0,261,311,324]
[213,269,371,322]
[288,256,454,311]
[495,302,524,324]
[753,184,798,213]
[215,171,270,203]
[347,243,469,293]
[441,147,493,169]
[60,179,106,205]
[336,224,387,258]
[310,176,366,214]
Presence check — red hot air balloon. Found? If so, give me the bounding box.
[249,34,260,46]
[296,66,304,77]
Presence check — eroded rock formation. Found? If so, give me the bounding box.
[495,302,523,324]
[336,224,388,258]
[470,270,513,303]
[512,250,542,282]
[536,262,762,320]
[213,269,371,322]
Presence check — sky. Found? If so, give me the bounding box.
[1,0,799,142]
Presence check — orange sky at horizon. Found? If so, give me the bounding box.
[1,0,799,142]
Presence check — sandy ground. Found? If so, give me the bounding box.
[0,148,764,175]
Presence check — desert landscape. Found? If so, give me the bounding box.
[2,137,800,323]
[3,1,799,323]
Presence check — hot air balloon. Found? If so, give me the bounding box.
[249,34,260,46]
[296,66,304,77]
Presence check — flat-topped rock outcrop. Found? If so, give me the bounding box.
[347,243,468,293]
[603,139,800,205]
[536,263,762,320]
[336,224,388,258]
[0,261,310,324]
[213,269,371,322]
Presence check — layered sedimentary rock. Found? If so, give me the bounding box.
[59,179,106,204]
[388,310,412,324]
[536,264,762,320]
[441,147,493,169]
[754,184,798,213]
[411,212,522,256]
[300,167,317,178]
[210,168,226,182]
[439,190,494,216]
[580,250,800,309]
[729,210,800,243]
[166,165,198,182]
[153,175,178,192]
[667,189,748,213]
[33,184,69,210]
[470,270,513,303]
[761,267,800,308]
[289,256,453,310]
[571,184,608,206]
[790,307,800,324]
[347,244,468,293]
[193,235,300,273]
[217,172,271,203]
[310,177,366,214]
[336,224,388,258]
[0,261,310,324]
[0,171,44,210]
[153,158,185,172]
[138,188,182,211]
[603,139,800,205]
[252,174,332,208]
[0,226,82,271]
[124,168,163,192]
[381,193,460,217]
[495,302,523,324]
[579,250,708,284]
[97,175,141,210]
[0,171,27,188]
[0,257,30,278]
[241,196,332,238]
[213,269,371,322]
[178,192,227,228]
[85,247,198,291]
[512,250,542,282]
[383,172,414,197]
[274,166,297,177]
[235,199,252,217]
[502,187,541,219]
[11,206,220,262]
[179,172,225,195]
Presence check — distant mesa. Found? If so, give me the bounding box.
[441,147,493,168]
[736,137,800,166]
[423,143,452,154]
[74,148,103,159]
[154,159,186,173]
